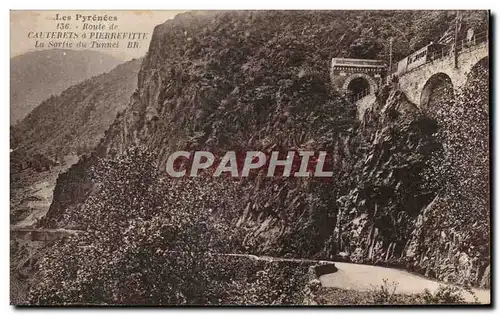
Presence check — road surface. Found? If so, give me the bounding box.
[319,261,490,304]
[224,254,490,304]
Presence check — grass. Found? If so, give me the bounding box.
[313,279,478,305]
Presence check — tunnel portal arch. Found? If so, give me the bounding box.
[342,73,378,96]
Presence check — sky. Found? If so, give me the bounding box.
[10,10,186,61]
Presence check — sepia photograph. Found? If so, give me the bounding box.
[9,9,490,306]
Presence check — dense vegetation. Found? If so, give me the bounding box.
[414,57,490,286]
[16,10,489,304]
[28,148,310,305]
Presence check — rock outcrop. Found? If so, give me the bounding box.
[40,11,489,288]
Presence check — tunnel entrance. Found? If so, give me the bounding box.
[347,77,371,96]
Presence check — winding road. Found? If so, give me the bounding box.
[224,253,490,304]
[319,261,490,304]
[11,230,490,304]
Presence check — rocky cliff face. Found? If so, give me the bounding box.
[42,11,489,288]
[322,91,440,263]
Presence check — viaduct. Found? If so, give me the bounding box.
[330,30,489,119]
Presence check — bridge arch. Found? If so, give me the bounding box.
[466,56,489,84]
[394,33,487,106]
[420,72,454,109]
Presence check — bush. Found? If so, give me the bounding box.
[27,147,310,305]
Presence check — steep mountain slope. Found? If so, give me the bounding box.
[10,49,123,123]
[10,58,142,303]
[10,57,141,231]
[35,10,489,302]
[11,58,141,167]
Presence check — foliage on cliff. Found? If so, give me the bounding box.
[36,10,490,302]
[28,148,310,305]
[84,10,486,257]
[322,91,442,264]
[409,57,490,287]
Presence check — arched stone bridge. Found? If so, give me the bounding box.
[331,30,488,117]
[396,34,488,107]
